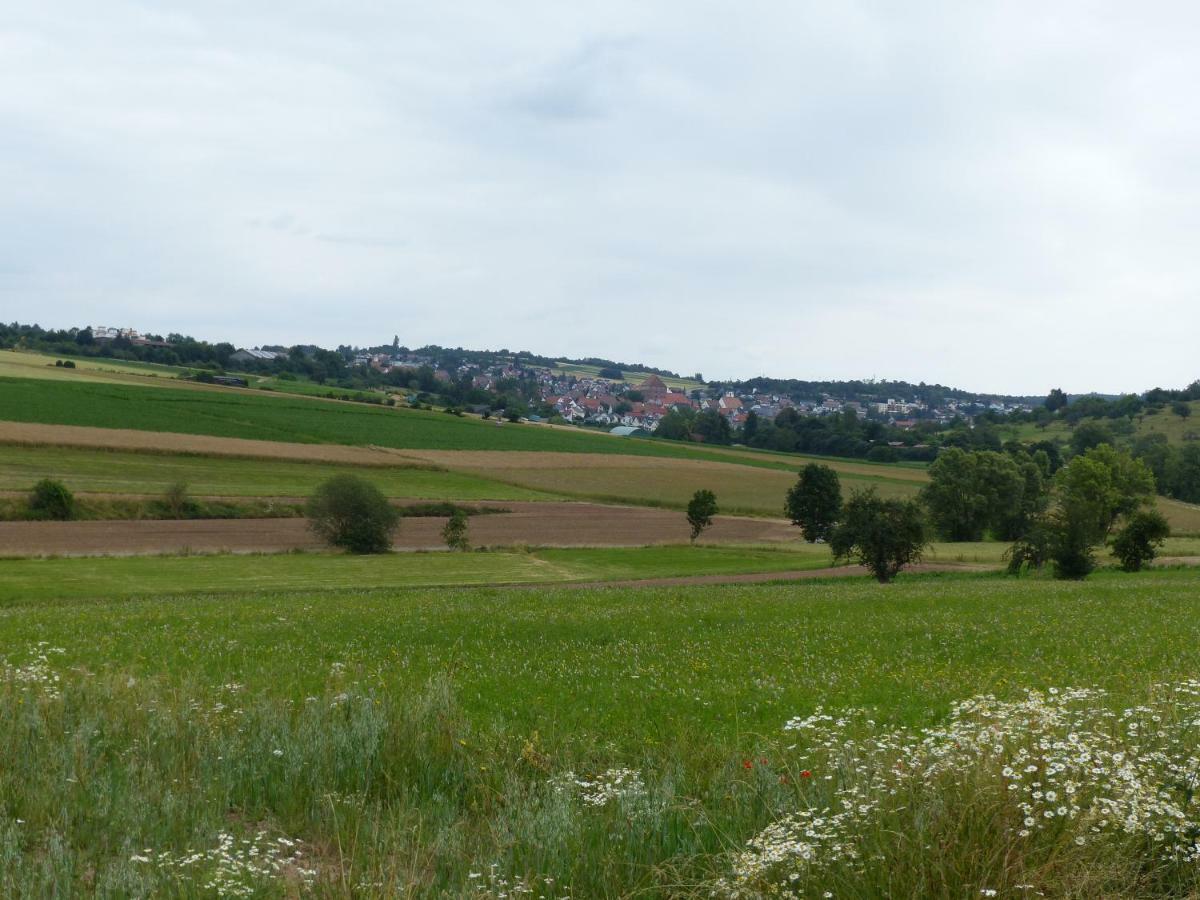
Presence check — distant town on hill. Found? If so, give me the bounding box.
[4,321,1198,471]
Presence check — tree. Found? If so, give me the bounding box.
[830,489,927,583]
[742,409,760,442]
[1172,400,1192,419]
[307,475,400,553]
[74,326,94,346]
[693,409,732,444]
[442,510,470,551]
[655,408,694,441]
[29,478,76,520]
[920,448,1026,542]
[1111,509,1170,572]
[1041,445,1156,579]
[1044,388,1068,413]
[686,489,718,542]
[1069,421,1114,457]
[784,464,842,542]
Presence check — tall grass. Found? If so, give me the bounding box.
[5,641,1200,897]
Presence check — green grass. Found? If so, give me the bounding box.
[0,376,707,455]
[0,376,935,484]
[0,544,835,603]
[3,567,1197,741]
[0,444,551,500]
[548,361,705,391]
[5,569,1200,896]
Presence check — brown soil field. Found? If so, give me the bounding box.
[0,423,434,468]
[0,501,798,557]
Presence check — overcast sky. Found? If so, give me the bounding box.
[3,2,1198,394]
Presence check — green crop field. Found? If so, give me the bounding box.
[4,568,1200,896]
[0,444,549,500]
[0,376,719,455]
[0,376,930,478]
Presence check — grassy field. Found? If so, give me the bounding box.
[0,544,836,603]
[0,349,200,385]
[548,361,705,392]
[0,444,549,500]
[5,569,1200,896]
[0,376,931,478]
[0,376,738,456]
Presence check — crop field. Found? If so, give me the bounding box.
[4,569,1200,896]
[0,443,547,501]
[0,377,746,456]
[0,376,933,477]
[407,450,920,514]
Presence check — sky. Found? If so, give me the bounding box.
[3,2,1198,395]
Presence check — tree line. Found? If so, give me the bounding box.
[772,441,1168,583]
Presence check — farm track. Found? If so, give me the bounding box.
[543,562,995,588]
[0,501,799,557]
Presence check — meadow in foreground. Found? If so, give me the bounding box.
[4,570,1200,896]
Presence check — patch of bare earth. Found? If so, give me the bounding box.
[0,501,798,557]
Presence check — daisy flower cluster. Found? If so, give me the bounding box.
[130,830,316,898]
[551,767,648,808]
[721,682,1200,897]
[1,643,66,700]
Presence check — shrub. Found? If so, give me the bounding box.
[162,481,199,518]
[442,511,470,551]
[306,476,399,554]
[1111,509,1171,572]
[29,478,76,520]
[686,489,718,542]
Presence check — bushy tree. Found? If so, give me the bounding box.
[1070,421,1114,457]
[784,463,842,542]
[1019,445,1157,580]
[29,478,76,520]
[1044,388,1068,412]
[1111,509,1170,572]
[307,476,399,553]
[921,448,1029,542]
[830,489,927,583]
[442,510,470,551]
[686,489,718,542]
[693,409,732,445]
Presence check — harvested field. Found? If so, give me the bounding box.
[0,501,799,557]
[401,449,922,514]
[0,421,428,465]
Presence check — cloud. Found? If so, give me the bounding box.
[1,1,1198,393]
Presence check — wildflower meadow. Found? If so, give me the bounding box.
[3,570,1200,896]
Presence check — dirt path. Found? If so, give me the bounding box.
[0,502,800,557]
[539,562,994,589]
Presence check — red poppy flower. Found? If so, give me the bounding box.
[800,769,812,779]
[742,759,753,770]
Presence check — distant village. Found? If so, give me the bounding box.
[343,349,1033,433]
[84,325,1034,433]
